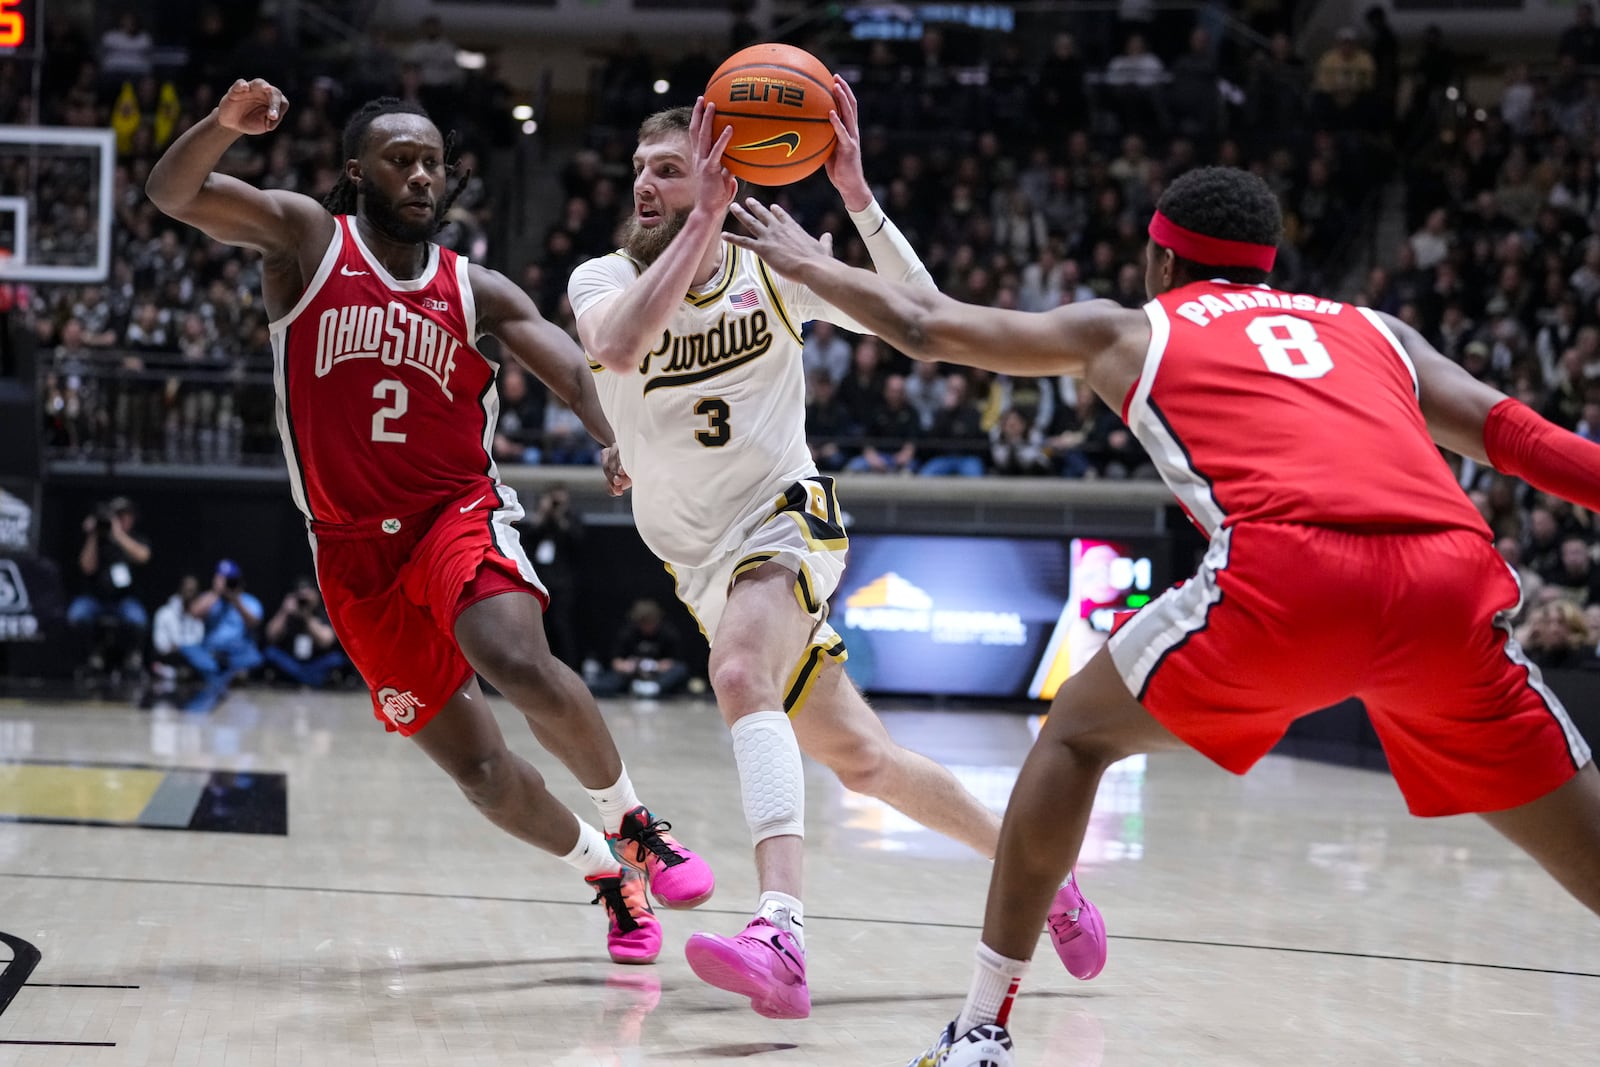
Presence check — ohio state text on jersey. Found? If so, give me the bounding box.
[1125,280,1489,538]
[268,216,499,525]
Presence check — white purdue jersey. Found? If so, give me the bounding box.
[571,242,891,569]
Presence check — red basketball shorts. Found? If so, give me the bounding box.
[311,483,548,736]
[1107,522,1590,816]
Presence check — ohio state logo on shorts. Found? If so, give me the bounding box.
[376,686,426,726]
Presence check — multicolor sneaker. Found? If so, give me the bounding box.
[608,805,715,909]
[684,917,810,1019]
[587,870,661,965]
[907,1020,1015,1067]
[1047,872,1107,980]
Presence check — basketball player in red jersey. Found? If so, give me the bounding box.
[147,78,716,965]
[729,167,1600,1067]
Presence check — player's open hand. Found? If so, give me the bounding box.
[726,199,831,278]
[217,78,288,136]
[689,97,738,216]
[823,76,871,212]
[600,445,632,496]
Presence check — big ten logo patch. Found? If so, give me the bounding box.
[377,686,425,726]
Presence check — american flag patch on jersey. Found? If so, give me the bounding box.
[730,289,760,309]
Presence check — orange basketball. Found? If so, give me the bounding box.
[704,44,837,186]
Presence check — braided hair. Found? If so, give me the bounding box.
[1153,167,1283,285]
[321,97,471,231]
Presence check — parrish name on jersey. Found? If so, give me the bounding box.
[1172,289,1345,328]
[313,300,465,399]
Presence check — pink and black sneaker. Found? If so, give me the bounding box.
[1047,871,1107,980]
[608,805,715,909]
[587,869,661,965]
[684,917,810,1019]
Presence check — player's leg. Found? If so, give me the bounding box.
[455,589,623,791]
[1478,761,1600,916]
[791,660,999,856]
[910,649,1184,1065]
[454,585,715,910]
[409,673,661,963]
[686,562,816,1019]
[792,662,1108,980]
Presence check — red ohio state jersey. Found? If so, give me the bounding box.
[269,216,499,526]
[1123,280,1489,539]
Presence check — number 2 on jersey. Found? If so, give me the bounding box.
[1246,315,1334,380]
[695,397,730,447]
[372,379,409,442]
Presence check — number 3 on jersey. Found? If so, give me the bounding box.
[695,397,730,447]
[1246,315,1334,379]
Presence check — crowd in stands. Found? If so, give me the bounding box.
[10,5,1600,658]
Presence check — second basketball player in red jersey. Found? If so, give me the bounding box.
[147,78,716,965]
[728,167,1600,1067]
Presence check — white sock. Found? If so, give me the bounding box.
[559,820,622,879]
[586,764,643,835]
[955,942,1028,1034]
[756,890,806,953]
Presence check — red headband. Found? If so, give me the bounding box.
[1148,211,1276,271]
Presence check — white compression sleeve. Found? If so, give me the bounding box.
[848,199,935,290]
[730,710,806,844]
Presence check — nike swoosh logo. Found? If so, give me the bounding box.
[459,494,487,513]
[340,265,369,276]
[734,132,801,157]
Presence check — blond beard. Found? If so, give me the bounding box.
[620,207,691,264]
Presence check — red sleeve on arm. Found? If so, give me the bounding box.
[1483,398,1600,512]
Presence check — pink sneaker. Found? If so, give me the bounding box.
[587,870,661,965]
[1047,873,1107,980]
[684,918,810,1019]
[608,805,715,909]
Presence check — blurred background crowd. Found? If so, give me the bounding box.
[7,0,1600,694]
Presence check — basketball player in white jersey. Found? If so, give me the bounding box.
[568,86,1107,1018]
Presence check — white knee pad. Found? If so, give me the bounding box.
[731,710,805,845]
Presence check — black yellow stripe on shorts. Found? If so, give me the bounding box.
[794,561,820,614]
[781,633,848,716]
[731,552,777,582]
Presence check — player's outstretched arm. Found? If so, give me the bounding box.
[1385,311,1600,511]
[472,266,628,493]
[728,199,1121,376]
[147,78,332,257]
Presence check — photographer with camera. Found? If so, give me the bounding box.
[181,558,263,712]
[524,485,584,669]
[66,496,152,683]
[263,576,348,689]
[588,598,690,700]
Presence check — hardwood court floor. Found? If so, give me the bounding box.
[0,691,1595,1065]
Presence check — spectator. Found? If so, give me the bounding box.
[523,485,586,670]
[921,375,989,477]
[263,576,348,689]
[805,372,857,473]
[181,559,263,713]
[1313,27,1376,128]
[801,320,853,386]
[1542,534,1600,606]
[492,362,546,464]
[99,11,153,88]
[66,496,151,679]
[540,394,599,466]
[588,599,690,699]
[989,408,1054,476]
[846,373,920,473]
[1516,600,1597,669]
[145,573,204,708]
